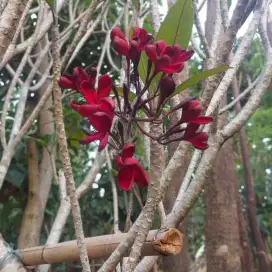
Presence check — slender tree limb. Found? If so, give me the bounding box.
[205,0,266,117]
[106,148,120,234]
[61,0,101,71]
[51,14,91,272]
[221,47,272,139]
[67,1,109,67]
[192,0,211,58]
[219,75,260,114]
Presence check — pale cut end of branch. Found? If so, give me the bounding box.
[0,234,28,272]
[152,228,183,256]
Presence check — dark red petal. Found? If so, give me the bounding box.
[89,112,112,132]
[118,166,135,190]
[145,44,158,62]
[160,62,183,73]
[129,41,140,61]
[189,116,213,124]
[80,132,104,144]
[113,36,130,56]
[98,75,112,100]
[122,143,135,158]
[159,76,176,100]
[80,81,97,104]
[156,40,167,56]
[74,67,88,89]
[115,156,125,169]
[140,34,153,50]
[183,123,200,138]
[188,133,209,150]
[98,133,109,151]
[179,50,195,62]
[100,97,115,112]
[58,75,74,89]
[132,27,141,38]
[155,55,171,72]
[134,164,149,187]
[111,27,126,40]
[123,157,140,166]
[70,100,99,117]
[188,139,209,150]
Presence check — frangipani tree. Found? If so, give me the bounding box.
[0,0,271,271]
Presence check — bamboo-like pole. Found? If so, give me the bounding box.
[17,229,182,266]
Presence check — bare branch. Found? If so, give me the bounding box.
[51,14,91,272]
[220,0,229,30]
[221,47,272,139]
[219,75,260,114]
[206,0,266,117]
[192,0,211,58]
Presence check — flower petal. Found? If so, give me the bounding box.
[189,116,213,124]
[89,112,112,132]
[80,132,104,145]
[98,133,109,151]
[74,67,88,89]
[155,55,171,72]
[156,40,167,56]
[134,164,149,187]
[122,143,135,158]
[80,81,97,104]
[179,50,195,62]
[115,156,125,169]
[118,166,135,190]
[58,75,74,89]
[123,157,140,166]
[145,44,157,62]
[187,133,209,150]
[98,75,112,100]
[70,100,99,117]
[111,27,126,40]
[113,36,130,56]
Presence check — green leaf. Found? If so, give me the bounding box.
[111,88,136,102]
[138,0,194,89]
[170,66,230,98]
[155,0,194,48]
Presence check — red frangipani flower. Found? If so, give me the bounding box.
[110,27,152,61]
[159,75,176,104]
[115,143,149,190]
[58,67,96,91]
[182,123,209,150]
[145,41,194,73]
[71,98,115,151]
[79,74,112,104]
[178,100,213,125]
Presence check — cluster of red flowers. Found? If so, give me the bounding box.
[58,67,115,151]
[58,26,213,190]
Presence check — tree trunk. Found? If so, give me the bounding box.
[18,138,42,249]
[162,64,190,272]
[0,0,28,59]
[232,77,270,271]
[17,38,55,249]
[204,138,243,272]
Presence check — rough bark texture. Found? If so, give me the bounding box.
[0,0,28,59]
[162,65,190,272]
[204,137,243,272]
[233,78,270,271]
[18,138,41,249]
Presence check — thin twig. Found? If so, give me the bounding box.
[219,75,260,114]
[192,0,211,58]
